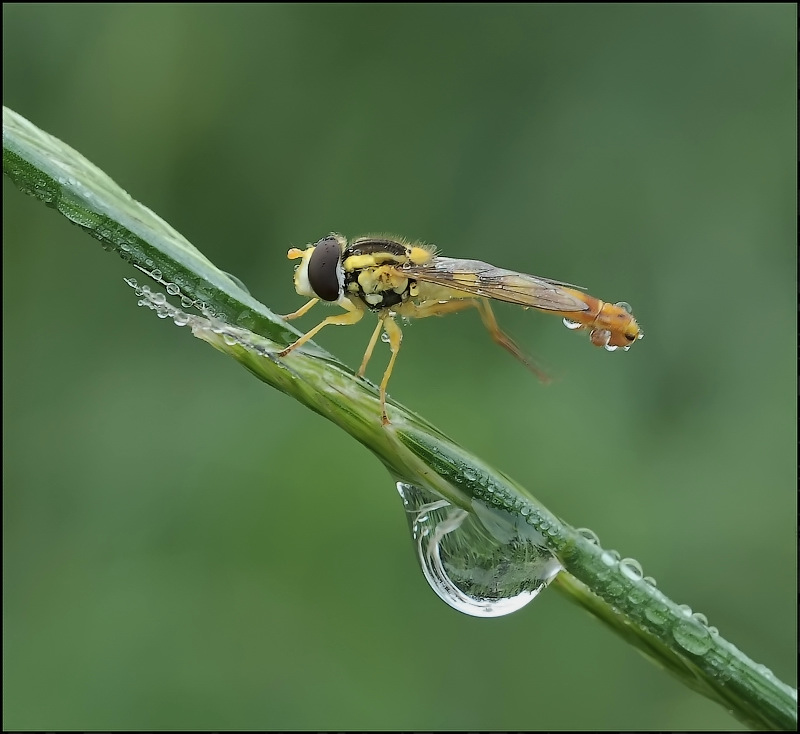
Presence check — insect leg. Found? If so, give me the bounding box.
[407,298,549,382]
[281,298,319,321]
[379,314,403,425]
[277,302,364,357]
[474,299,550,382]
[358,318,385,378]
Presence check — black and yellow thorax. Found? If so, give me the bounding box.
[342,238,434,311]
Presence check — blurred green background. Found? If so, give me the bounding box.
[3,4,796,730]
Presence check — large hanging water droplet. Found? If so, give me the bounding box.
[563,317,583,330]
[397,482,562,618]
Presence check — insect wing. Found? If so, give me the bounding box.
[402,257,589,312]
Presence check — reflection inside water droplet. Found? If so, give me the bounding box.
[397,482,562,618]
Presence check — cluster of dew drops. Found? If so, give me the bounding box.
[125,267,284,360]
[574,526,749,668]
[124,269,242,345]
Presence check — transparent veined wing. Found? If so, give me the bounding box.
[400,257,590,312]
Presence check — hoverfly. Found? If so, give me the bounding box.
[279,234,643,424]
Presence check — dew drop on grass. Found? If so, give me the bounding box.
[222,270,251,295]
[619,557,644,582]
[672,617,713,655]
[397,482,562,618]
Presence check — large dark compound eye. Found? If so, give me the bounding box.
[307,236,342,301]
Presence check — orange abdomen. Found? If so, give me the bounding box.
[557,290,643,351]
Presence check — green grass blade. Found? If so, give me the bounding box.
[4,106,795,731]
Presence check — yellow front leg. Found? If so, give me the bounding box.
[277,301,365,357]
[281,298,319,321]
